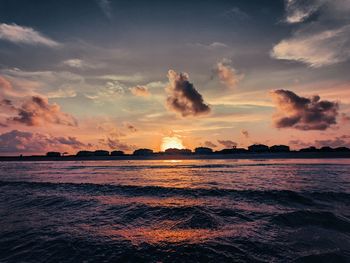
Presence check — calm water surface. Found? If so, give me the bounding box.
[0,159,349,262]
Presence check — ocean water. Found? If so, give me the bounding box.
[0,159,349,262]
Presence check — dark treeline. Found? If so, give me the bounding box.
[45,144,350,157]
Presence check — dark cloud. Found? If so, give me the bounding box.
[0,130,86,154]
[218,139,237,148]
[0,96,77,127]
[204,141,217,148]
[271,89,339,130]
[165,70,210,117]
[240,129,249,138]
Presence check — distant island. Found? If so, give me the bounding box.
[0,144,350,162]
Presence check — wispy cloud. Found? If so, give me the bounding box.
[46,88,77,99]
[62,58,103,69]
[284,0,324,24]
[129,85,150,97]
[215,59,244,89]
[96,0,112,20]
[0,23,60,47]
[271,25,350,68]
[272,0,350,67]
[85,80,125,102]
[190,42,228,50]
[223,7,250,20]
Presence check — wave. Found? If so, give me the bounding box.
[272,210,350,232]
[57,162,350,171]
[1,180,349,206]
[294,251,350,263]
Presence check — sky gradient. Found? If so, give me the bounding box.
[0,0,350,155]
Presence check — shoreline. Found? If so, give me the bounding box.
[0,152,350,162]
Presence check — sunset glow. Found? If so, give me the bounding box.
[161,137,185,151]
[0,0,349,156]
[0,1,350,262]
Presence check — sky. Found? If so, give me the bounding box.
[0,0,350,155]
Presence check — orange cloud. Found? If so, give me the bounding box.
[1,96,77,127]
[216,59,243,89]
[130,85,150,97]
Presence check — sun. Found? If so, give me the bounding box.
[161,136,184,151]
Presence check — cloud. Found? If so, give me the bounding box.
[208,42,228,48]
[285,0,325,24]
[215,59,243,89]
[124,122,137,132]
[272,0,350,67]
[341,113,350,123]
[290,135,350,149]
[1,68,85,99]
[204,141,217,148]
[130,85,150,97]
[99,137,134,151]
[270,89,339,130]
[85,80,125,102]
[217,140,237,148]
[271,25,350,67]
[192,42,228,49]
[63,59,84,68]
[0,96,77,127]
[165,70,211,117]
[46,88,77,99]
[98,74,144,83]
[0,23,60,47]
[223,7,250,20]
[62,59,101,70]
[240,129,249,138]
[0,130,86,154]
[96,0,112,20]
[314,135,350,148]
[52,136,86,149]
[289,139,310,148]
[0,76,12,91]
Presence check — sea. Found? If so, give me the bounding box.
[0,159,349,262]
